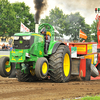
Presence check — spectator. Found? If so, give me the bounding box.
[9,39,13,45]
[5,44,10,50]
[2,43,6,49]
[0,44,2,49]
[10,44,13,51]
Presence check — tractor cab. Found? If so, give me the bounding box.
[38,23,55,54]
[38,23,54,41]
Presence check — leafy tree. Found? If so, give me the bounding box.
[41,7,68,39]
[12,2,35,32]
[65,12,91,42]
[91,20,97,42]
[41,8,91,42]
[84,24,91,42]
[0,1,35,38]
[0,0,17,37]
[41,16,51,24]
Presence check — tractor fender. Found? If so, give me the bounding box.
[52,42,65,54]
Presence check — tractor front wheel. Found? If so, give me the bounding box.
[48,45,72,83]
[0,56,12,77]
[35,57,48,80]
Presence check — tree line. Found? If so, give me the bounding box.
[0,0,97,42]
[0,0,35,37]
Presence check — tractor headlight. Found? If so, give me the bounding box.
[14,36,19,40]
[22,36,31,40]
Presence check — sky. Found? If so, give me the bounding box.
[8,0,100,25]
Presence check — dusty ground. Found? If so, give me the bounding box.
[0,77,100,100]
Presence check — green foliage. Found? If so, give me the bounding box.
[41,7,91,42]
[12,2,35,33]
[66,12,91,42]
[41,7,67,39]
[91,20,97,42]
[84,24,91,42]
[81,95,100,100]
[0,0,35,37]
[0,0,17,37]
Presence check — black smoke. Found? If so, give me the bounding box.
[34,0,47,24]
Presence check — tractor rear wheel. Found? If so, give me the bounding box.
[17,69,38,82]
[0,56,12,77]
[48,45,72,83]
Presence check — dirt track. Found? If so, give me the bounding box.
[0,77,100,100]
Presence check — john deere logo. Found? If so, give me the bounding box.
[19,40,23,44]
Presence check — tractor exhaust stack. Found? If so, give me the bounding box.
[35,24,39,33]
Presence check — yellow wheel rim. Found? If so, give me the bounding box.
[63,53,70,77]
[30,66,35,76]
[5,61,11,72]
[42,62,47,75]
[30,69,35,76]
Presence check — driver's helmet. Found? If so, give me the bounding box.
[40,28,46,35]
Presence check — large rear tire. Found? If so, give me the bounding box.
[17,69,38,82]
[48,45,72,83]
[0,56,12,77]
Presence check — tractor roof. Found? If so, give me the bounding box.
[14,32,43,38]
[14,32,32,36]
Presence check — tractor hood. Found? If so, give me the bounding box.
[10,49,27,62]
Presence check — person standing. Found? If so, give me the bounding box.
[2,43,6,50]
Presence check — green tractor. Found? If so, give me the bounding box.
[0,23,72,83]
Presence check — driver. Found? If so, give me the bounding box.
[41,28,50,54]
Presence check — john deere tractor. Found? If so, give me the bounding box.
[0,23,71,83]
